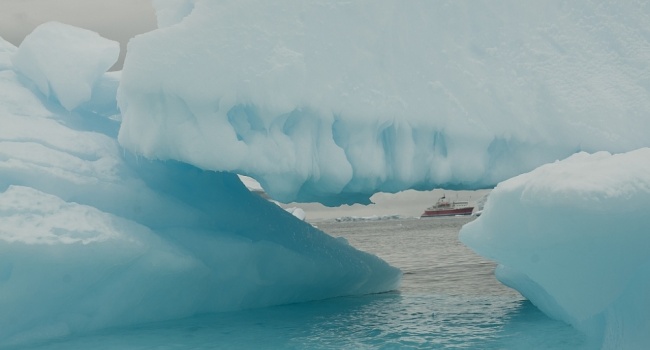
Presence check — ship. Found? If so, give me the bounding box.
[420,195,474,218]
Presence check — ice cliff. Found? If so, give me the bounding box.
[1,0,650,348]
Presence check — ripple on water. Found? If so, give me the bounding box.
[18,218,591,349]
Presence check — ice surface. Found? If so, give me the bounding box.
[0,35,399,347]
[283,206,307,221]
[2,0,650,347]
[151,0,197,28]
[11,22,119,111]
[118,0,650,205]
[460,149,650,348]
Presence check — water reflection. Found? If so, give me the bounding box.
[18,218,591,349]
[487,300,593,350]
[21,289,589,350]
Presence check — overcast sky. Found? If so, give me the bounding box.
[0,0,157,69]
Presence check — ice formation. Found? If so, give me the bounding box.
[0,22,398,347]
[11,22,119,111]
[0,37,15,71]
[1,0,650,348]
[460,149,650,349]
[118,0,650,205]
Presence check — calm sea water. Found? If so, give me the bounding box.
[19,217,592,349]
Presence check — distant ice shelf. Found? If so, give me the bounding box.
[335,215,403,222]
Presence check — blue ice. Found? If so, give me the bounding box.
[2,1,650,348]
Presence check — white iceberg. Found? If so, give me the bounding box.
[460,149,650,348]
[118,0,650,205]
[0,21,399,347]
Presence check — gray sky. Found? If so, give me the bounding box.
[0,0,157,69]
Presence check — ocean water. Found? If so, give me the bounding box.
[14,217,592,350]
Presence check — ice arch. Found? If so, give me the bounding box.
[2,0,650,348]
[118,0,650,205]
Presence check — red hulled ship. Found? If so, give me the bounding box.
[420,195,474,218]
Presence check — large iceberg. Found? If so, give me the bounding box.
[2,0,650,348]
[118,0,650,205]
[460,149,650,349]
[0,21,398,347]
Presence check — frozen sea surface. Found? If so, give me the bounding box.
[11,217,592,350]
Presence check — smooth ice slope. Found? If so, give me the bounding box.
[0,31,399,347]
[119,0,650,204]
[460,149,650,349]
[12,22,119,111]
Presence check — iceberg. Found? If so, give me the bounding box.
[1,0,650,348]
[11,22,119,111]
[0,21,398,347]
[460,149,650,349]
[118,0,650,205]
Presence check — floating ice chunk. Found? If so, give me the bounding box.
[460,149,650,348]
[11,22,119,111]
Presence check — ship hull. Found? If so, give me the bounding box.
[420,207,474,218]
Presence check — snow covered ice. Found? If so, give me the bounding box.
[119,0,650,205]
[460,149,650,349]
[1,0,650,348]
[12,22,119,111]
[0,21,399,347]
